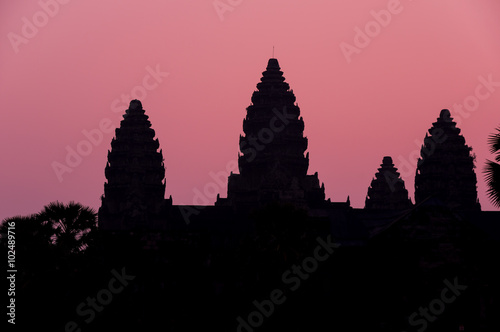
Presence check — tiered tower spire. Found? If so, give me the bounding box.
[365,156,412,210]
[415,109,480,210]
[98,100,171,230]
[218,58,326,208]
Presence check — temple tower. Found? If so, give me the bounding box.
[414,109,480,210]
[365,156,412,210]
[98,100,171,230]
[217,58,326,208]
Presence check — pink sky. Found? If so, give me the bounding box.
[1,0,500,221]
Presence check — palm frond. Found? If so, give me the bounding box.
[487,127,500,154]
[484,160,500,208]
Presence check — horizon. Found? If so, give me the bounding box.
[2,0,500,221]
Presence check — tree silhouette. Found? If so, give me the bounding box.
[38,201,98,254]
[485,127,500,208]
[0,214,52,248]
[0,202,99,330]
[0,201,97,256]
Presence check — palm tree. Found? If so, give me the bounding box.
[1,202,98,330]
[1,201,98,255]
[485,127,500,208]
[38,201,98,254]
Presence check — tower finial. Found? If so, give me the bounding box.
[272,46,274,58]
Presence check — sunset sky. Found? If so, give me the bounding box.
[1,0,500,221]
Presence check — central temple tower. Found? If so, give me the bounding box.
[217,58,326,208]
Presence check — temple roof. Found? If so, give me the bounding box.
[266,58,280,70]
[220,58,326,208]
[365,156,412,210]
[415,109,480,210]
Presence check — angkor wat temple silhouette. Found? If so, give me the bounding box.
[95,58,500,331]
[99,58,486,230]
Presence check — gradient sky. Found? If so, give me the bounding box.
[1,0,500,221]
